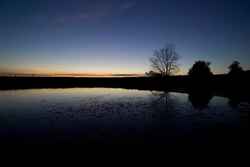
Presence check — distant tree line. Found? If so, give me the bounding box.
[146,45,245,78]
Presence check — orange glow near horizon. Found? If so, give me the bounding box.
[0,62,237,77]
[0,63,148,77]
[0,68,145,77]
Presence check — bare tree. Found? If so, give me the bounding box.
[149,45,180,77]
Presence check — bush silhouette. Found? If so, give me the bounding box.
[188,61,213,78]
[145,71,162,77]
[228,61,244,76]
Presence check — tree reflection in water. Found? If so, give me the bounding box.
[151,91,170,105]
[149,91,178,118]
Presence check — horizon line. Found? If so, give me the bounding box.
[0,72,146,77]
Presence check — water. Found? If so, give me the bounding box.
[0,88,248,145]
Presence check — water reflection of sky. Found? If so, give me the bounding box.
[0,88,249,144]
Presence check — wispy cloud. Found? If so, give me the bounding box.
[56,14,91,24]
[120,1,137,10]
[55,1,137,24]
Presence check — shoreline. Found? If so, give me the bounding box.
[1,74,250,102]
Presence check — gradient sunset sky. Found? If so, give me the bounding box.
[0,0,250,75]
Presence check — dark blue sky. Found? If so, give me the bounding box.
[0,0,250,75]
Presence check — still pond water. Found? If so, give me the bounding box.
[0,88,248,144]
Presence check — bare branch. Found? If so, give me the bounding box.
[149,45,180,77]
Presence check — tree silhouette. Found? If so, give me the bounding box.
[188,61,213,78]
[228,61,244,76]
[149,45,180,77]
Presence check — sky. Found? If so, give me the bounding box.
[0,0,250,75]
